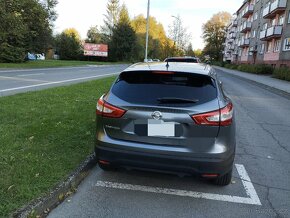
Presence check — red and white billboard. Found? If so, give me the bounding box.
[83,43,108,57]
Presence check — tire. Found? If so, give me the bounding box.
[98,162,115,171]
[214,169,232,186]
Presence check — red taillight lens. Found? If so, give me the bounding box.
[220,102,233,126]
[96,95,126,118]
[191,102,233,126]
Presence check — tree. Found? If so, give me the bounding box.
[131,15,174,60]
[185,43,195,56]
[169,15,191,53]
[0,0,58,62]
[0,0,27,62]
[202,12,231,61]
[86,26,102,43]
[55,28,82,60]
[101,0,120,43]
[109,4,137,61]
[193,49,203,58]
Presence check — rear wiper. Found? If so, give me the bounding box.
[157,97,199,104]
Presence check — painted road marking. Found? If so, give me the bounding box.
[0,75,48,83]
[0,72,119,93]
[0,65,118,73]
[17,73,45,77]
[95,164,261,206]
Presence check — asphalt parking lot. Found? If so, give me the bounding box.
[47,67,290,218]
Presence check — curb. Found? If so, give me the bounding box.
[13,154,97,218]
[214,67,290,100]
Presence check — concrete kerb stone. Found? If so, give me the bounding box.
[13,154,97,218]
[214,66,290,101]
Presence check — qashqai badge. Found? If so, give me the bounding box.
[152,111,162,120]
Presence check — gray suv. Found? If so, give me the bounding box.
[95,62,235,186]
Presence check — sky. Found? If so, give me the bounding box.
[54,0,243,50]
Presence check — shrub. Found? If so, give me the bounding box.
[273,67,290,81]
[224,64,238,70]
[236,64,273,75]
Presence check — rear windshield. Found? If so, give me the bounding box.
[112,71,217,106]
[165,58,199,63]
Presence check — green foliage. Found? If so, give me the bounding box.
[0,0,57,63]
[202,12,231,61]
[109,22,137,62]
[101,0,120,43]
[86,26,102,44]
[224,63,238,69]
[0,77,116,217]
[185,43,195,56]
[273,67,290,81]
[237,64,273,74]
[55,29,83,60]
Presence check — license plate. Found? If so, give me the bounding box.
[147,120,175,137]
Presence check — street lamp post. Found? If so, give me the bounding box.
[144,0,150,62]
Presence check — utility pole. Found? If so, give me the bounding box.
[144,0,150,62]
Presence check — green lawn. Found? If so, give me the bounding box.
[0,60,128,69]
[0,76,116,217]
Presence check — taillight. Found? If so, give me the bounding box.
[191,102,233,126]
[96,95,126,118]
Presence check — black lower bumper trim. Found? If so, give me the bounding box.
[95,146,235,176]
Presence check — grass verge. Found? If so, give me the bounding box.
[0,60,128,69]
[0,76,116,217]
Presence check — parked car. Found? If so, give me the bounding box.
[153,59,160,62]
[35,53,45,60]
[95,62,235,185]
[164,57,200,63]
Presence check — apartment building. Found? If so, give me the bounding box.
[223,0,290,67]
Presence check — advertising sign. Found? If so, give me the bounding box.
[83,43,108,57]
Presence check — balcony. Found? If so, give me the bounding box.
[263,0,287,19]
[260,25,283,40]
[266,25,283,38]
[260,30,267,40]
[242,4,254,18]
[229,45,235,50]
[241,22,252,33]
[239,38,250,48]
[229,27,237,33]
[228,39,234,44]
[230,33,237,39]
[232,20,238,27]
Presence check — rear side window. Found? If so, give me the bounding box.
[112,71,217,106]
[165,58,199,63]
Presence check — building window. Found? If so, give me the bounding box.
[283,38,290,51]
[254,12,258,20]
[279,15,285,25]
[267,41,273,52]
[274,40,281,52]
[260,44,265,54]
[252,30,256,38]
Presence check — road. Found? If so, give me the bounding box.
[0,65,129,96]
[43,67,289,218]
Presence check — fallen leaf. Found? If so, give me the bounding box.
[8,185,14,191]
[29,136,34,141]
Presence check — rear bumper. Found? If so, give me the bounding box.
[95,144,235,176]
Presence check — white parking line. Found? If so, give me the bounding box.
[0,72,119,93]
[95,164,261,206]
